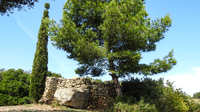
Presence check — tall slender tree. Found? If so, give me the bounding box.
[49,0,176,96]
[29,3,50,102]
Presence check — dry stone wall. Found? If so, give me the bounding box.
[39,76,116,108]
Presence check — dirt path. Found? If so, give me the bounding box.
[0,104,92,112]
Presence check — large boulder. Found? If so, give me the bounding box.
[54,88,90,109]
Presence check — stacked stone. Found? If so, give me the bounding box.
[89,81,116,108]
[39,76,116,108]
[39,77,59,103]
[56,77,91,89]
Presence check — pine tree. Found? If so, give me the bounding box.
[49,0,176,96]
[0,0,38,16]
[29,3,50,102]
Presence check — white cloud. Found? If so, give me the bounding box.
[49,53,68,72]
[13,15,68,73]
[164,67,200,96]
[13,15,37,42]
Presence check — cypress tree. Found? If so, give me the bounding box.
[29,3,50,103]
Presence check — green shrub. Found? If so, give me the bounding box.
[186,99,200,112]
[84,76,104,83]
[193,92,200,99]
[159,80,200,112]
[105,97,157,112]
[0,68,5,81]
[0,69,30,97]
[115,94,138,104]
[0,93,9,106]
[0,69,31,106]
[120,77,200,112]
[0,68,62,106]
[47,71,62,78]
[0,93,34,106]
[18,96,34,105]
[121,77,164,104]
[157,80,189,112]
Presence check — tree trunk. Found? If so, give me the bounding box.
[111,73,123,96]
[109,60,123,96]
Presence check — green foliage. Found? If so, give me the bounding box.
[187,99,200,112]
[18,96,34,105]
[84,76,104,83]
[159,80,189,112]
[47,71,62,77]
[19,70,62,78]
[193,92,200,98]
[0,68,5,81]
[30,3,50,103]
[0,68,61,106]
[49,0,176,78]
[117,77,200,112]
[0,0,38,16]
[121,77,164,102]
[49,0,176,96]
[51,98,61,108]
[0,94,34,106]
[0,69,33,106]
[105,96,157,112]
[45,3,50,10]
[0,69,30,97]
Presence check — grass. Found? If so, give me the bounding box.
[4,98,200,112]
[23,104,33,107]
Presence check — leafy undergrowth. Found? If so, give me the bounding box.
[104,77,200,112]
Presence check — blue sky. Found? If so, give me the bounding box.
[0,0,200,96]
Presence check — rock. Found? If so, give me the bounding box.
[92,85,98,89]
[54,88,90,109]
[91,80,96,84]
[72,76,78,80]
[76,80,82,85]
[38,99,45,104]
[39,77,116,108]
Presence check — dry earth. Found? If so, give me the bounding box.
[0,104,94,112]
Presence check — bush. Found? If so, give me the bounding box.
[0,69,30,97]
[0,69,31,106]
[0,68,5,81]
[18,96,34,105]
[193,92,200,99]
[84,76,105,83]
[105,96,157,112]
[121,77,164,104]
[157,80,189,112]
[0,93,9,106]
[47,71,62,78]
[186,99,200,112]
[0,68,62,106]
[119,77,200,112]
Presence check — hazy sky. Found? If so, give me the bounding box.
[0,0,200,96]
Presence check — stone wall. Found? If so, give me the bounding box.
[39,76,116,108]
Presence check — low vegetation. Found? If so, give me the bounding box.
[1,68,200,111]
[193,92,200,99]
[0,68,61,106]
[105,77,200,112]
